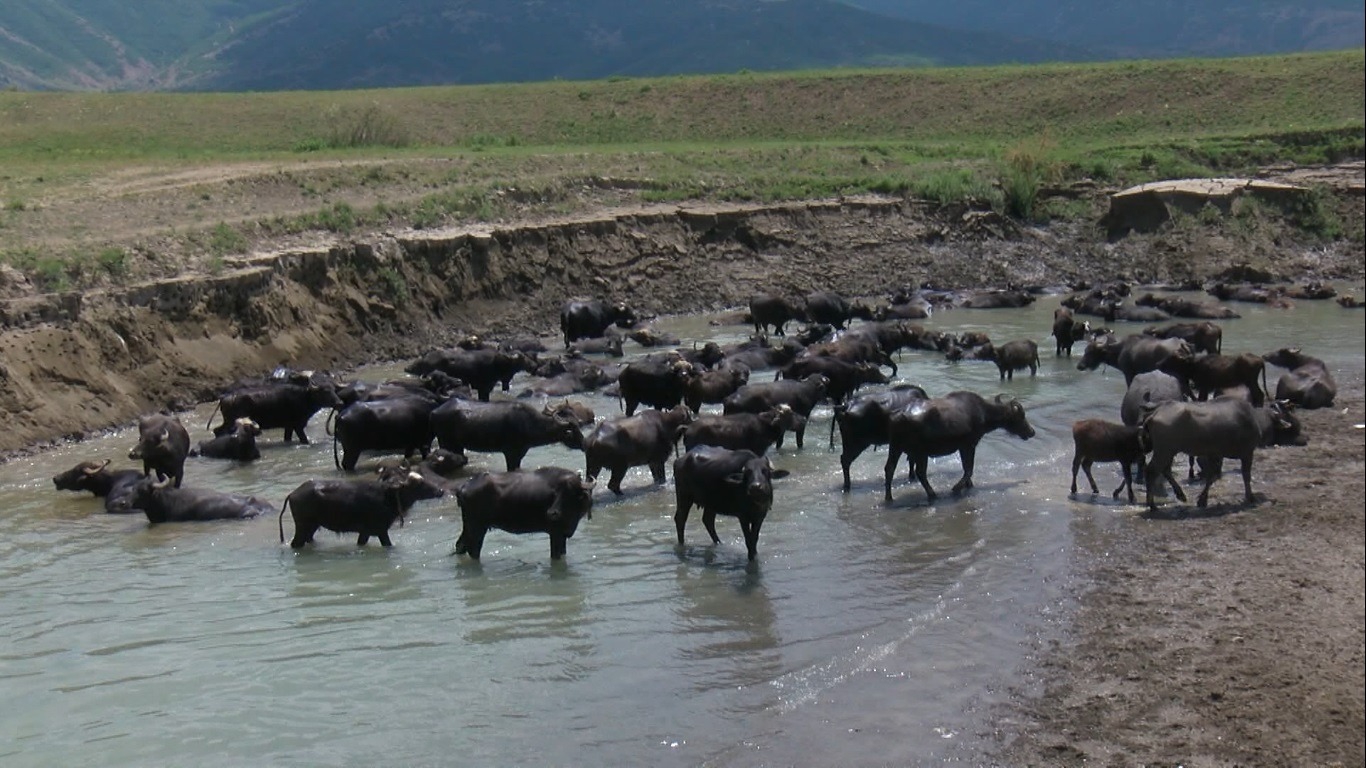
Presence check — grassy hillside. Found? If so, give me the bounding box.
[0,51,1361,291]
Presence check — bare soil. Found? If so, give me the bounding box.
[1,159,1363,766]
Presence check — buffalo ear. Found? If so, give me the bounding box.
[770,469,792,481]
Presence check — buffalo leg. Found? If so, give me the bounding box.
[914,455,937,501]
[1113,460,1136,503]
[455,527,485,559]
[701,509,721,545]
[741,519,761,561]
[505,449,529,472]
[290,523,317,549]
[883,446,904,502]
[342,449,359,472]
[952,446,977,494]
[794,421,807,450]
[1239,455,1255,503]
[674,496,693,545]
[608,466,626,496]
[550,534,567,560]
[357,534,370,546]
[648,460,667,485]
[377,532,393,547]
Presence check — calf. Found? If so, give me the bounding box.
[454,468,596,560]
[279,466,446,548]
[51,459,145,513]
[884,392,1036,503]
[679,405,805,455]
[129,413,192,488]
[583,406,695,495]
[1051,307,1089,357]
[194,418,262,461]
[1069,419,1149,503]
[1165,352,1268,405]
[831,384,929,491]
[673,446,789,561]
[113,475,273,523]
[989,339,1040,381]
[750,293,805,336]
[1263,348,1336,409]
[1144,321,1223,355]
[684,366,750,414]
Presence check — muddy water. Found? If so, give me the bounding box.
[1,290,1362,767]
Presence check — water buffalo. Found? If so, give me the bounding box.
[720,337,806,372]
[831,384,930,492]
[779,357,889,405]
[680,405,806,456]
[112,475,274,523]
[1135,293,1240,319]
[208,377,342,444]
[682,365,749,414]
[129,413,191,489]
[430,399,584,471]
[194,418,262,461]
[1051,307,1089,357]
[568,335,625,357]
[960,289,1035,309]
[542,399,597,427]
[722,373,830,449]
[617,355,697,416]
[404,348,533,401]
[1069,419,1149,503]
[884,392,1036,503]
[332,396,439,471]
[1077,333,1193,386]
[804,291,873,329]
[279,465,446,548]
[749,293,805,336]
[1140,398,1270,511]
[1143,321,1223,355]
[583,406,695,495]
[454,467,595,560]
[1120,371,1186,427]
[1263,348,1336,409]
[1165,352,1268,405]
[560,299,637,347]
[51,459,145,513]
[989,339,1040,381]
[673,446,789,561]
[628,327,682,347]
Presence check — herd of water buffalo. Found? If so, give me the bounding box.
[50,280,1347,562]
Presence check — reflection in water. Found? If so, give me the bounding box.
[672,563,782,698]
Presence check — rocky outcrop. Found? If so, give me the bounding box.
[1101,178,1310,239]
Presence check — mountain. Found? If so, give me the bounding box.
[197,0,1093,92]
[844,0,1365,58]
[0,0,1359,92]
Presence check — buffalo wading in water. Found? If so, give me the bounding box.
[884,392,1036,503]
[453,468,596,561]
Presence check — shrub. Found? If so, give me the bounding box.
[376,266,409,307]
[324,104,410,149]
[97,247,128,277]
[208,223,248,255]
[998,134,1061,221]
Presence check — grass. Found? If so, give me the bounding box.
[0,50,1360,288]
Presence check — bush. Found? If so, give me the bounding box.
[324,104,410,149]
[208,223,248,255]
[998,134,1061,221]
[97,247,127,277]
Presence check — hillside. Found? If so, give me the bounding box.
[849,0,1366,58]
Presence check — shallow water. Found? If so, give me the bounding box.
[2,288,1362,766]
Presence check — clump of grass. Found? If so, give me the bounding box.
[909,168,997,206]
[323,104,410,149]
[1284,185,1343,240]
[998,134,1063,221]
[376,266,409,307]
[208,223,249,255]
[96,247,128,277]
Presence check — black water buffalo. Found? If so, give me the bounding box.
[332,396,439,471]
[1263,348,1337,409]
[430,399,584,471]
[1143,321,1223,355]
[1051,307,1089,357]
[404,348,533,401]
[51,459,145,513]
[1077,334,1193,386]
[779,357,889,405]
[720,337,806,372]
[830,384,930,492]
[129,413,192,488]
[1104,303,1172,323]
[209,380,342,443]
[960,289,1035,309]
[722,373,830,449]
[1165,352,1268,405]
[1135,293,1240,319]
[542,399,597,427]
[560,299,637,347]
[803,333,899,376]
[680,405,805,456]
[583,406,695,495]
[194,418,262,461]
[518,360,611,398]
[884,392,1036,503]
[279,466,446,548]
[683,366,750,414]
[673,446,789,561]
[804,291,873,329]
[627,327,681,347]
[111,475,273,523]
[617,356,697,416]
[568,336,625,357]
[454,467,596,560]
[749,293,805,336]
[989,339,1040,381]
[1120,371,1186,427]
[1140,397,1268,511]
[1069,419,1149,503]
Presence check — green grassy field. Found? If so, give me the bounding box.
[0,49,1361,288]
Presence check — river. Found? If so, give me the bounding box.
[2,288,1362,767]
